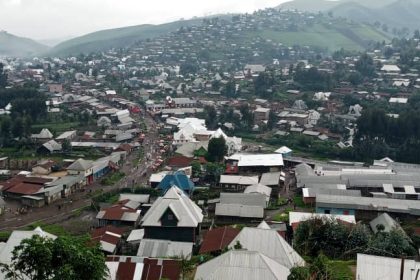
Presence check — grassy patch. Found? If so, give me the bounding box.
[293,196,312,209]
[0,231,11,242]
[32,122,80,134]
[328,260,355,280]
[25,222,68,236]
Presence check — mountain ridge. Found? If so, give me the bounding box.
[0,31,49,57]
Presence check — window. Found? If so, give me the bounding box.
[343,210,350,215]
[167,214,174,221]
[324,209,331,214]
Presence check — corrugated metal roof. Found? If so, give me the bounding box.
[141,186,203,227]
[369,213,401,233]
[229,228,305,269]
[216,204,264,218]
[220,175,259,185]
[220,193,266,207]
[226,154,284,167]
[356,254,420,280]
[260,172,281,186]
[137,239,193,260]
[194,250,290,280]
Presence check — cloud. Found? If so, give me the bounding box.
[0,0,287,39]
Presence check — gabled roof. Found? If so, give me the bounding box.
[96,205,140,222]
[244,184,272,200]
[91,226,126,254]
[0,227,56,265]
[229,227,305,269]
[158,171,194,192]
[194,250,290,280]
[67,158,93,171]
[369,213,401,234]
[141,186,203,228]
[199,227,241,254]
[137,239,193,260]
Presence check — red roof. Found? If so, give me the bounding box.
[6,183,43,195]
[104,257,181,280]
[167,156,193,168]
[199,227,241,254]
[142,259,181,280]
[101,205,137,221]
[91,225,126,245]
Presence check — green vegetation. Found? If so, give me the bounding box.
[0,235,107,280]
[100,171,125,186]
[50,19,201,56]
[255,22,389,51]
[0,231,11,242]
[31,121,79,134]
[294,217,417,260]
[25,222,69,237]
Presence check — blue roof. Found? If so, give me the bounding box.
[158,171,195,193]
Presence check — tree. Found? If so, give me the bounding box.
[367,229,417,258]
[0,63,7,88]
[267,110,277,130]
[207,137,227,162]
[62,139,72,152]
[11,117,24,139]
[355,53,376,78]
[204,105,218,130]
[0,235,108,280]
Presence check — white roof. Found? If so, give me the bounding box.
[56,130,76,140]
[288,212,356,226]
[381,65,401,72]
[229,227,305,269]
[127,229,145,242]
[226,154,284,167]
[220,175,259,185]
[257,221,272,230]
[244,184,272,200]
[0,227,56,265]
[356,253,420,280]
[389,97,408,104]
[194,250,290,280]
[141,186,203,227]
[149,171,169,183]
[275,146,292,154]
[216,204,264,218]
[137,239,193,260]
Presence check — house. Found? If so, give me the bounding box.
[37,140,62,154]
[137,239,193,260]
[219,175,259,191]
[45,174,85,196]
[381,64,401,74]
[56,130,77,141]
[199,226,241,255]
[260,172,283,189]
[215,193,267,222]
[91,226,126,255]
[96,205,141,227]
[195,250,290,280]
[118,194,150,205]
[315,194,420,219]
[31,128,53,140]
[356,254,420,280]
[244,184,272,206]
[254,107,270,122]
[275,146,293,157]
[0,227,56,279]
[141,186,203,243]
[175,142,208,158]
[105,256,181,280]
[32,160,56,175]
[225,153,284,174]
[157,171,195,195]
[228,227,305,269]
[66,158,94,185]
[167,155,194,169]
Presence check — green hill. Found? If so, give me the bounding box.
[0,31,49,57]
[49,19,201,56]
[279,0,420,31]
[249,22,390,51]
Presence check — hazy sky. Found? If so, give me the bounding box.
[0,0,288,40]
